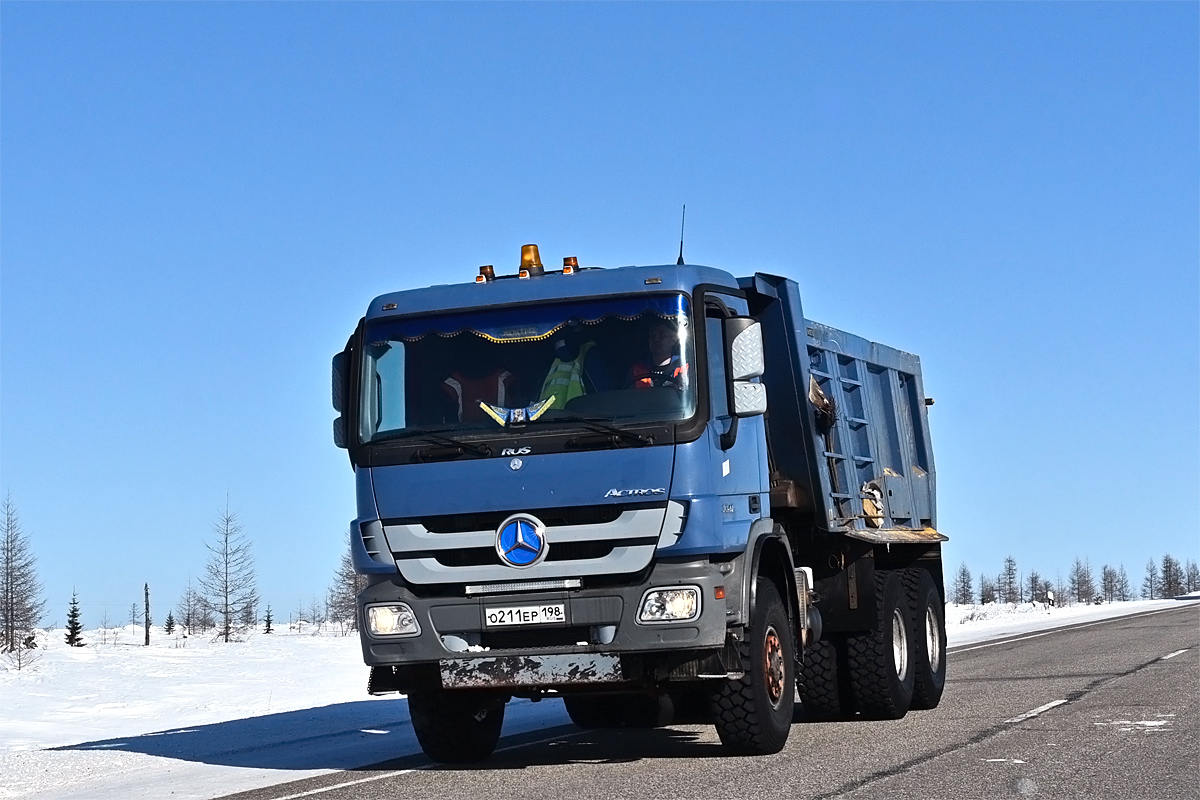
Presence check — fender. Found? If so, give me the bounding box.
[731,519,800,630]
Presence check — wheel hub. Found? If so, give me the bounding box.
[763,625,785,707]
[925,604,942,673]
[891,608,909,681]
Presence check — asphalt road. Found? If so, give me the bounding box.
[225,603,1199,800]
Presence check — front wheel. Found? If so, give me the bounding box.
[712,578,794,754]
[408,689,505,763]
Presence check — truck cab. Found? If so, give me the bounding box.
[332,246,947,761]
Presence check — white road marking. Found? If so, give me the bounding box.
[270,770,418,800]
[949,607,1189,654]
[265,727,578,799]
[1161,648,1189,660]
[1004,699,1067,724]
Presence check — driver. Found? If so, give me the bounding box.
[629,318,688,389]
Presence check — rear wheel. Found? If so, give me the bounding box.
[712,578,794,754]
[798,635,850,720]
[903,568,947,710]
[845,570,915,719]
[408,689,505,763]
[564,693,671,729]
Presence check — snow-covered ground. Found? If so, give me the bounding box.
[944,596,1194,648]
[3,598,1196,799]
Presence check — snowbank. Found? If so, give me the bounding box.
[945,597,1191,648]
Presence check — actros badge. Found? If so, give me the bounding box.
[495,514,547,568]
[604,487,666,498]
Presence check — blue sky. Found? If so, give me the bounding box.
[2,3,1196,624]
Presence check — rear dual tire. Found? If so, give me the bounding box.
[845,570,915,719]
[564,693,672,729]
[903,567,947,710]
[798,635,851,720]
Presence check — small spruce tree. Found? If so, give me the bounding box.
[65,591,85,647]
[164,611,176,635]
[263,604,274,634]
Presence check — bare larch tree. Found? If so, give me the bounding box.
[176,579,203,635]
[328,529,368,632]
[199,504,258,643]
[1,495,46,655]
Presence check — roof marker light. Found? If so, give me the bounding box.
[563,256,578,275]
[476,265,495,284]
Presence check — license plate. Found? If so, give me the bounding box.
[484,603,566,627]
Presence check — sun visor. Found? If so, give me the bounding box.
[367,294,689,344]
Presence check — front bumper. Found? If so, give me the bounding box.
[358,558,731,689]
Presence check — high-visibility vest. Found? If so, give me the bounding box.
[631,355,688,389]
[539,341,595,409]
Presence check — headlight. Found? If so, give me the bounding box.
[366,604,420,636]
[638,586,701,623]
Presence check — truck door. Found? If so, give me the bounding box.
[703,292,769,539]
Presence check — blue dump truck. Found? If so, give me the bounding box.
[332,245,947,761]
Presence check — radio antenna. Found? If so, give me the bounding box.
[676,205,687,265]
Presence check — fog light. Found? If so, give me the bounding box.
[367,604,420,636]
[638,587,700,623]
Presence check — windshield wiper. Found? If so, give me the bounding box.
[373,427,493,457]
[416,433,493,458]
[548,416,655,448]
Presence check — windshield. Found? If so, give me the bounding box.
[359,294,696,443]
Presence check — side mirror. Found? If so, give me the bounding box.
[332,352,347,412]
[724,318,767,418]
[332,351,348,449]
[724,318,764,380]
[732,382,767,417]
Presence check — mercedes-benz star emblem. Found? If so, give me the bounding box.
[495,514,547,568]
[509,458,523,470]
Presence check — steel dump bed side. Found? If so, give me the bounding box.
[741,273,939,540]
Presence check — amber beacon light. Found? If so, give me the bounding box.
[519,244,545,278]
[562,256,579,275]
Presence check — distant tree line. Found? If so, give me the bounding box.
[953,552,1199,606]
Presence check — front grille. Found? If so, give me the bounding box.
[480,626,593,651]
[422,538,655,568]
[407,503,635,534]
[383,503,673,585]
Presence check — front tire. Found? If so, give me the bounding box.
[845,570,915,719]
[408,689,505,763]
[903,568,947,710]
[712,578,794,754]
